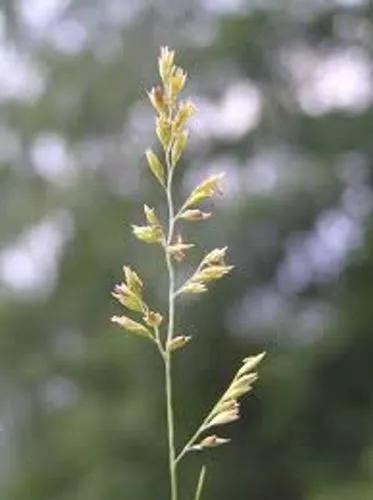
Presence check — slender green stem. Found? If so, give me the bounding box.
[153,326,165,360]
[165,351,177,500]
[164,146,178,500]
[173,200,188,221]
[176,362,247,465]
[194,466,207,500]
[175,411,210,466]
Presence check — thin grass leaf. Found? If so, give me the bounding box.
[194,465,207,500]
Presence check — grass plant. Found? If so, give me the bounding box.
[111,47,265,500]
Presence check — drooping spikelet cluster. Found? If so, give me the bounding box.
[192,353,266,451]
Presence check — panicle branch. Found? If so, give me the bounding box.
[175,352,266,461]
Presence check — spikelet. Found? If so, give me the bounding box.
[200,247,227,267]
[179,247,233,295]
[112,266,145,312]
[184,173,224,208]
[111,315,152,338]
[132,224,164,244]
[144,205,161,226]
[156,116,172,150]
[179,209,212,221]
[236,352,267,379]
[173,100,197,132]
[143,309,163,328]
[145,149,166,187]
[111,283,144,312]
[193,265,234,283]
[196,435,230,449]
[132,205,164,245]
[123,266,143,296]
[170,67,187,96]
[167,234,194,262]
[178,282,208,295]
[147,86,166,115]
[206,409,240,428]
[158,46,175,84]
[171,130,188,167]
[166,335,192,352]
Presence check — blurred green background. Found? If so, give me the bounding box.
[1,1,373,499]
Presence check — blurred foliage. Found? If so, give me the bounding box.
[0,1,373,499]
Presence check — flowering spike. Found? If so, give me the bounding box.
[110,47,266,496]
